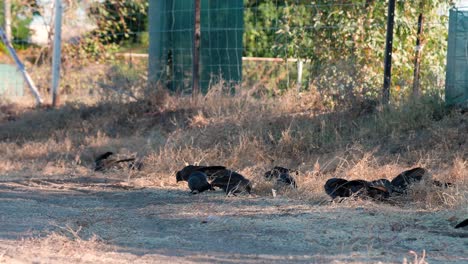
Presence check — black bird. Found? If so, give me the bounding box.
[264,166,295,179]
[176,165,252,195]
[128,160,144,171]
[187,171,214,194]
[94,152,141,172]
[210,170,252,195]
[390,167,428,191]
[324,178,370,198]
[338,179,371,198]
[369,178,392,188]
[455,218,468,229]
[176,165,227,182]
[324,178,350,199]
[366,185,391,200]
[324,178,390,200]
[432,180,454,188]
[391,167,453,192]
[264,166,298,188]
[369,178,397,194]
[96,151,114,161]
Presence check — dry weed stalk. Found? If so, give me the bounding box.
[403,250,428,264]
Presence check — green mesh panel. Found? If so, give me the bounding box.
[169,0,194,93]
[446,9,468,107]
[200,0,243,93]
[161,0,243,93]
[0,64,24,97]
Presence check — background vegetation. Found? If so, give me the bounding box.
[1,0,453,103]
[244,0,450,99]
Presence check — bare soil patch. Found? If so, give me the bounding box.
[0,176,466,264]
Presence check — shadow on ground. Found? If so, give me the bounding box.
[0,177,466,263]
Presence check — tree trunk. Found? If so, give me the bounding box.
[382,0,396,105]
[412,5,424,99]
[192,0,201,97]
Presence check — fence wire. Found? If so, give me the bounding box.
[0,0,456,102]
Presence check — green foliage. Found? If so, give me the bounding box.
[11,16,32,49]
[244,0,452,100]
[140,31,149,48]
[244,1,281,57]
[0,0,35,50]
[59,0,148,64]
[62,38,120,64]
[88,0,148,45]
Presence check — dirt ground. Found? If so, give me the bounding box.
[0,175,466,264]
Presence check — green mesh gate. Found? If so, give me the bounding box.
[0,64,24,97]
[200,1,243,92]
[161,0,243,93]
[446,8,468,107]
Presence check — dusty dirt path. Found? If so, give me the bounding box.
[0,177,466,264]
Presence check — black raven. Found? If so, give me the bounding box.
[390,167,428,191]
[176,165,227,182]
[94,152,142,172]
[264,166,298,188]
[176,165,252,195]
[455,218,468,229]
[390,167,453,192]
[210,170,252,195]
[187,171,214,194]
[324,178,390,200]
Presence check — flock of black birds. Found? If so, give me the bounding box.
[175,165,301,195]
[93,152,467,229]
[175,165,252,195]
[324,167,453,201]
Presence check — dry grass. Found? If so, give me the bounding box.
[0,83,467,209]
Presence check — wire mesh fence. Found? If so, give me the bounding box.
[0,63,23,97]
[446,8,468,106]
[0,0,458,103]
[147,0,452,103]
[148,0,449,99]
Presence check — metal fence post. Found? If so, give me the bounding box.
[51,0,63,107]
[297,59,303,91]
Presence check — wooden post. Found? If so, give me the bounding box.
[412,6,424,99]
[4,0,12,41]
[192,0,201,97]
[51,0,63,107]
[382,0,396,105]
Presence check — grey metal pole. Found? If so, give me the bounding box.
[382,0,396,105]
[297,59,303,91]
[4,0,12,41]
[51,0,63,107]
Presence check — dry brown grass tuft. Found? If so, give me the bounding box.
[0,82,466,208]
